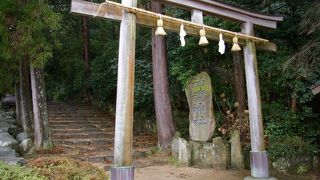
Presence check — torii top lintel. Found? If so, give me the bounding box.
[154,0,283,29]
[70,0,283,51]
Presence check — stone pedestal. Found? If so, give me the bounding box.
[250,151,270,178]
[244,176,277,180]
[189,137,227,169]
[190,141,202,166]
[110,166,134,180]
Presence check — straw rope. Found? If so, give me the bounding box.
[96,0,269,43]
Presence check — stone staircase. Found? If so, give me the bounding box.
[48,102,157,170]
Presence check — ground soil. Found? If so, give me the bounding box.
[135,166,249,180]
[131,151,314,180]
[26,148,317,180]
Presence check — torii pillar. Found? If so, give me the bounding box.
[111,0,136,179]
[242,22,273,180]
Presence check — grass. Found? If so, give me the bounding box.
[167,156,180,167]
[0,161,46,180]
[0,157,109,180]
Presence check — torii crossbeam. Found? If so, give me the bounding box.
[70,0,283,180]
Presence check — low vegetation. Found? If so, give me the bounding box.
[0,157,108,180]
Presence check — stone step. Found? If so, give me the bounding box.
[49,122,113,126]
[53,133,114,140]
[49,119,113,123]
[50,124,113,129]
[53,139,114,146]
[48,112,109,115]
[49,116,111,119]
[60,144,112,152]
[50,128,114,132]
[47,101,157,167]
[51,131,115,136]
[49,116,110,119]
[48,114,108,118]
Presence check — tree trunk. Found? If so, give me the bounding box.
[30,66,52,149]
[19,58,33,134]
[291,93,297,112]
[233,51,246,114]
[82,16,90,71]
[82,16,91,101]
[15,83,22,127]
[151,2,175,149]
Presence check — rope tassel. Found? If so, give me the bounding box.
[199,28,209,46]
[179,24,187,47]
[231,36,241,51]
[155,16,167,36]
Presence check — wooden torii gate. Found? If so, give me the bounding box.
[71,0,283,179]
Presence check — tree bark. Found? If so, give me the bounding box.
[151,2,175,149]
[233,51,246,114]
[30,66,52,149]
[19,58,33,134]
[15,83,22,127]
[291,93,297,112]
[82,16,90,71]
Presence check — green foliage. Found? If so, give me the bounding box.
[263,103,317,159]
[0,0,60,94]
[172,110,189,139]
[0,161,47,180]
[167,156,180,167]
[268,135,314,160]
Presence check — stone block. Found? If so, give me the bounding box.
[0,132,18,150]
[200,143,215,167]
[190,140,202,166]
[16,132,30,143]
[212,137,227,170]
[0,147,17,157]
[19,138,34,155]
[178,138,191,166]
[230,130,245,169]
[0,157,27,166]
[171,132,181,159]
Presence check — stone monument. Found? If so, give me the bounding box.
[172,72,227,169]
[185,72,216,142]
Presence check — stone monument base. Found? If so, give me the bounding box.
[110,166,134,180]
[172,133,227,169]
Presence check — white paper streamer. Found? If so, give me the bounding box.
[218,33,225,54]
[179,24,187,47]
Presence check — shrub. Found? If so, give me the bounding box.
[263,102,316,160]
[28,157,108,180]
[0,161,46,180]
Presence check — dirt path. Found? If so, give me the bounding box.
[135,165,249,180]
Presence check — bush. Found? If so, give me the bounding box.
[28,157,108,180]
[263,102,316,160]
[0,161,46,180]
[268,135,314,160]
[0,157,109,180]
